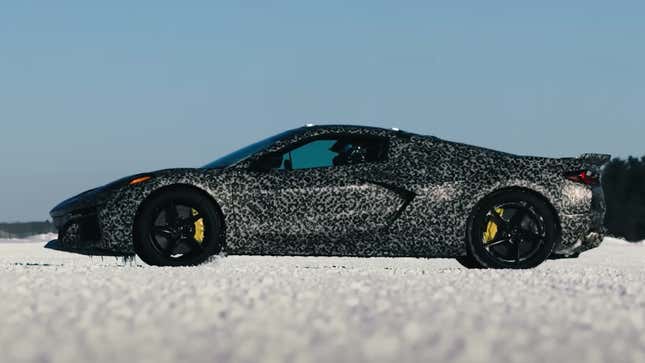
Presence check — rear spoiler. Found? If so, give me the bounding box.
[576,153,611,166]
[552,153,611,173]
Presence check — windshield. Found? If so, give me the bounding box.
[202,128,303,169]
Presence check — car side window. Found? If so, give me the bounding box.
[277,135,387,171]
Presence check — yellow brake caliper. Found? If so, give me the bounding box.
[484,208,504,243]
[192,209,205,244]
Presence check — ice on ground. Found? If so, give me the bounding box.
[1,237,645,363]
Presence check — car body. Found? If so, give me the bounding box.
[49,125,609,265]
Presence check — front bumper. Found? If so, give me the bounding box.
[48,208,129,256]
[49,188,133,257]
[45,207,113,255]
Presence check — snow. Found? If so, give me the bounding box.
[1,237,645,363]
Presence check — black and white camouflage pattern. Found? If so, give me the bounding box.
[58,125,607,258]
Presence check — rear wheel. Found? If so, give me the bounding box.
[467,191,557,269]
[134,188,223,266]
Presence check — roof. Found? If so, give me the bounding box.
[304,123,413,134]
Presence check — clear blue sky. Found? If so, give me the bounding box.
[1,1,644,221]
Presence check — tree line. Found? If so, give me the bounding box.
[0,221,55,238]
[603,156,645,242]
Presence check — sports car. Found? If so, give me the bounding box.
[48,124,609,268]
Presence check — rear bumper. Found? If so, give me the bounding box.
[554,228,604,256]
[555,185,606,256]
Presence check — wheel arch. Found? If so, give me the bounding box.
[132,183,227,254]
[465,186,562,251]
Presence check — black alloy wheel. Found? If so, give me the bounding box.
[467,191,557,269]
[134,188,222,266]
[150,202,205,258]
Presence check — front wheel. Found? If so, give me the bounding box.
[467,191,557,269]
[134,188,223,266]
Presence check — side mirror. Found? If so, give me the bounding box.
[250,153,283,171]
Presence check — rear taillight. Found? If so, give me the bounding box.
[565,170,599,186]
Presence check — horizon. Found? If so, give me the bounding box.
[2,1,644,221]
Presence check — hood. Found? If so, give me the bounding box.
[50,168,205,216]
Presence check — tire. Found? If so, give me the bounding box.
[134,188,223,266]
[467,191,557,269]
[549,252,580,260]
[455,255,486,269]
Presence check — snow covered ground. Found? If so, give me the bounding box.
[2,237,645,363]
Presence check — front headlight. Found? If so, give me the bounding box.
[128,176,152,185]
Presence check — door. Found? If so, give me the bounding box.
[233,134,406,255]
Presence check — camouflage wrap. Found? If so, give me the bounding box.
[51,125,607,258]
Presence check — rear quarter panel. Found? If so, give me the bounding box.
[388,136,593,256]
